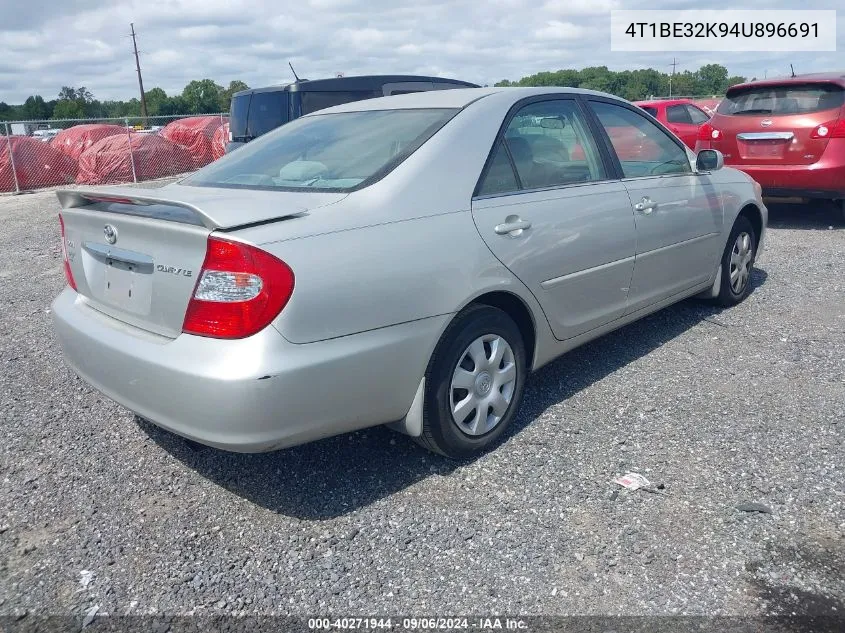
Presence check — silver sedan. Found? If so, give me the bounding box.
[52,87,767,458]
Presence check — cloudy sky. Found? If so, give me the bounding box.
[0,0,841,103]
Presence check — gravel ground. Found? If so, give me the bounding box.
[0,189,843,621]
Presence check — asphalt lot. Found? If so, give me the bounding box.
[0,189,843,620]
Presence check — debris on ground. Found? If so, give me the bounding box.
[736,502,773,514]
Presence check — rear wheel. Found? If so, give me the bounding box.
[417,305,526,459]
[714,215,757,307]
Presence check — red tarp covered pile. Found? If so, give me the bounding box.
[52,124,126,160]
[161,116,226,168]
[76,133,194,185]
[0,136,78,192]
[211,121,229,160]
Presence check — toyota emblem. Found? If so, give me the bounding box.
[103,224,118,245]
[760,119,773,127]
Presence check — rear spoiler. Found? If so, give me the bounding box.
[55,188,307,230]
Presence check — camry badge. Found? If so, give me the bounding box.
[760,119,773,127]
[103,224,118,244]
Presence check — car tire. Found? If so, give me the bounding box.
[714,215,757,307]
[417,304,526,459]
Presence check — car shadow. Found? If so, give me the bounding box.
[765,199,844,231]
[745,535,845,632]
[140,269,768,520]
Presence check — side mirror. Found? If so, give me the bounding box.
[696,149,724,171]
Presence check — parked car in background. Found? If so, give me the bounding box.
[32,128,61,142]
[226,75,479,152]
[52,87,766,458]
[634,99,711,149]
[696,73,845,214]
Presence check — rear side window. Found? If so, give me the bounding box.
[247,92,288,137]
[477,99,605,196]
[300,90,381,115]
[718,83,845,115]
[666,105,693,124]
[640,106,658,117]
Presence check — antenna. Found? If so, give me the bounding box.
[790,63,796,78]
[289,62,301,82]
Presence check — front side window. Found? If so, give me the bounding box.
[477,99,604,195]
[590,101,691,178]
[184,108,457,192]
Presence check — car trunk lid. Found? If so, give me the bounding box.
[57,186,345,338]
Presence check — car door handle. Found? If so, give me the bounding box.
[494,218,532,235]
[634,197,657,215]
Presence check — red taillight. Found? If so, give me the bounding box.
[58,213,77,291]
[810,119,845,139]
[698,123,722,141]
[182,236,294,339]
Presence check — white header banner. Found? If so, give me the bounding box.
[610,10,837,52]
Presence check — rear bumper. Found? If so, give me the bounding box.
[715,150,845,199]
[51,288,446,452]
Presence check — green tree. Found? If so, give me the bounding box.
[21,95,51,120]
[157,96,189,116]
[144,87,168,115]
[218,80,249,111]
[697,64,729,94]
[52,100,85,119]
[181,79,224,114]
[726,75,746,88]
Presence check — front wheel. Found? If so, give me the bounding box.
[417,305,526,459]
[714,215,757,307]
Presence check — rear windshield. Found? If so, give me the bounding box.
[300,90,381,115]
[184,108,457,192]
[229,94,251,137]
[718,83,845,116]
[639,106,658,117]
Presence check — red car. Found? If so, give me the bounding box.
[633,98,712,149]
[696,73,845,211]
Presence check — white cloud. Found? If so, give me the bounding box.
[534,20,585,41]
[0,0,840,103]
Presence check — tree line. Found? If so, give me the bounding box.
[0,63,747,122]
[495,63,746,101]
[0,79,250,122]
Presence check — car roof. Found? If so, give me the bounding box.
[727,72,845,92]
[234,75,479,97]
[311,86,627,114]
[634,98,694,108]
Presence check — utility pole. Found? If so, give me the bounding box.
[669,57,677,97]
[130,23,148,122]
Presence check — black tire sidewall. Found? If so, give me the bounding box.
[719,216,757,305]
[423,306,526,458]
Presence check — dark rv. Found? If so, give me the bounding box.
[226,75,479,152]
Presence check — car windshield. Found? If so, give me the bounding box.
[718,83,845,116]
[184,108,457,192]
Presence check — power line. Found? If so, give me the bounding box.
[130,23,148,121]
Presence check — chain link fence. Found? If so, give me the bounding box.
[1,113,229,193]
